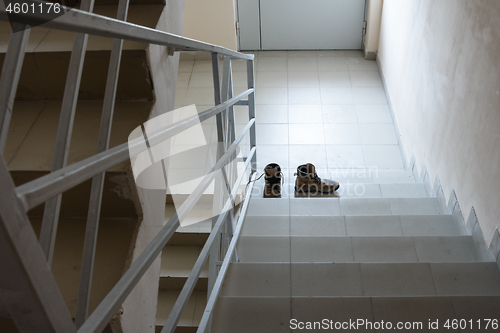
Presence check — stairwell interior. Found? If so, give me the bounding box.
[2,0,500,332]
[161,50,500,332]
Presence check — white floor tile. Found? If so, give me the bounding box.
[363,145,404,169]
[349,70,383,86]
[288,144,328,169]
[319,70,351,86]
[317,50,346,57]
[255,87,288,104]
[320,86,354,104]
[241,216,290,236]
[352,236,418,263]
[256,144,289,169]
[291,236,353,262]
[288,87,321,105]
[356,104,393,123]
[287,57,318,71]
[247,198,289,216]
[431,263,500,296]
[289,198,341,216]
[380,183,428,198]
[178,61,194,73]
[213,297,291,333]
[184,87,215,105]
[400,215,459,236]
[340,198,392,215]
[237,236,290,262]
[326,145,366,168]
[346,57,378,71]
[324,124,362,144]
[188,72,214,87]
[290,216,346,236]
[359,124,399,145]
[289,124,325,144]
[361,263,436,296]
[256,124,289,145]
[255,105,288,124]
[287,50,318,57]
[257,57,287,71]
[414,236,480,262]
[288,71,320,87]
[352,86,388,104]
[291,263,363,296]
[293,298,375,331]
[322,105,358,124]
[256,71,288,87]
[176,72,191,87]
[317,57,348,71]
[389,198,442,215]
[337,183,382,198]
[192,60,213,72]
[346,215,402,236]
[221,263,291,296]
[288,105,323,123]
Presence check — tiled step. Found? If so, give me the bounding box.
[241,214,459,237]
[212,296,500,333]
[221,262,500,297]
[246,198,444,217]
[155,290,206,333]
[160,246,209,291]
[252,181,429,198]
[236,236,483,263]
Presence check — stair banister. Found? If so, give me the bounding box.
[0,2,256,331]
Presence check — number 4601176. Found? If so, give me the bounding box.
[6,2,62,14]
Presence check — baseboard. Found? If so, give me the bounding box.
[375,56,409,170]
[409,155,500,269]
[376,53,500,270]
[364,51,377,60]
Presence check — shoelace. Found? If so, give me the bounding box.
[311,172,322,184]
[246,171,284,189]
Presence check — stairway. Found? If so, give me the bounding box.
[0,0,173,331]
[211,170,500,332]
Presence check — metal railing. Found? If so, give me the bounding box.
[0,1,256,332]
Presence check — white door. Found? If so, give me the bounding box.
[238,0,366,50]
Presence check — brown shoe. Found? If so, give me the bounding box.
[294,163,339,194]
[263,163,283,198]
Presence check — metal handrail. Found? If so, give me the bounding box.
[15,89,253,211]
[197,172,257,333]
[0,2,257,332]
[79,120,255,333]
[0,0,253,61]
[161,147,256,332]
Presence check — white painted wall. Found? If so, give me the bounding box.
[378,0,500,244]
[182,0,238,50]
[363,0,383,58]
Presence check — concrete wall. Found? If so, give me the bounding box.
[363,0,383,59]
[182,0,238,50]
[378,0,500,245]
[119,0,186,332]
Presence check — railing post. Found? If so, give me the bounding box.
[0,23,30,152]
[208,52,223,298]
[247,59,256,172]
[75,0,130,327]
[39,0,96,265]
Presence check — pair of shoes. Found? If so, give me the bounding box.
[260,163,339,198]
